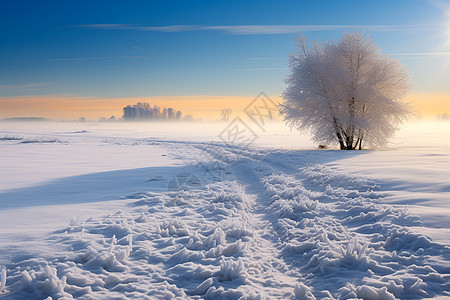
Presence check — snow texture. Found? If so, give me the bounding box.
[0,121,449,299]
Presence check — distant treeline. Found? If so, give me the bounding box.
[122,102,191,121]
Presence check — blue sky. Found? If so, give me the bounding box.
[0,0,449,101]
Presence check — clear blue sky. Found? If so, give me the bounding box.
[0,0,449,99]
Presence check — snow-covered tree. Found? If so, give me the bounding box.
[280,32,411,150]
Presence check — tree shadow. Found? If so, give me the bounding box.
[0,166,190,209]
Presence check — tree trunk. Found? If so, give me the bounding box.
[337,133,345,149]
[333,117,346,150]
[345,136,354,150]
[347,97,355,149]
[354,137,360,150]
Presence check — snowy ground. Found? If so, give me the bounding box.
[0,120,449,299]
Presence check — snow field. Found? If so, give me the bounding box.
[2,178,299,299]
[214,145,449,299]
[0,121,449,299]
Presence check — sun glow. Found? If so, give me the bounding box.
[436,0,450,49]
[443,6,450,50]
[440,3,450,74]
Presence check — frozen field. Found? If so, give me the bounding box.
[0,120,449,299]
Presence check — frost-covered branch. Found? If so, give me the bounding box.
[280,32,411,149]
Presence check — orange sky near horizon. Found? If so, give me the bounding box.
[0,93,448,121]
[0,95,269,121]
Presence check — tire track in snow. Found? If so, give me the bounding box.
[223,145,450,299]
[1,141,449,299]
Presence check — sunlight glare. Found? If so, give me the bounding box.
[445,6,450,49]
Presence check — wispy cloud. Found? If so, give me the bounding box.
[75,24,134,29]
[247,57,283,60]
[232,67,288,71]
[390,51,450,56]
[131,25,202,32]
[76,24,202,32]
[206,25,418,34]
[0,82,53,89]
[76,24,430,35]
[48,56,148,61]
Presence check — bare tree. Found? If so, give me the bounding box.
[221,108,232,121]
[280,32,411,150]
